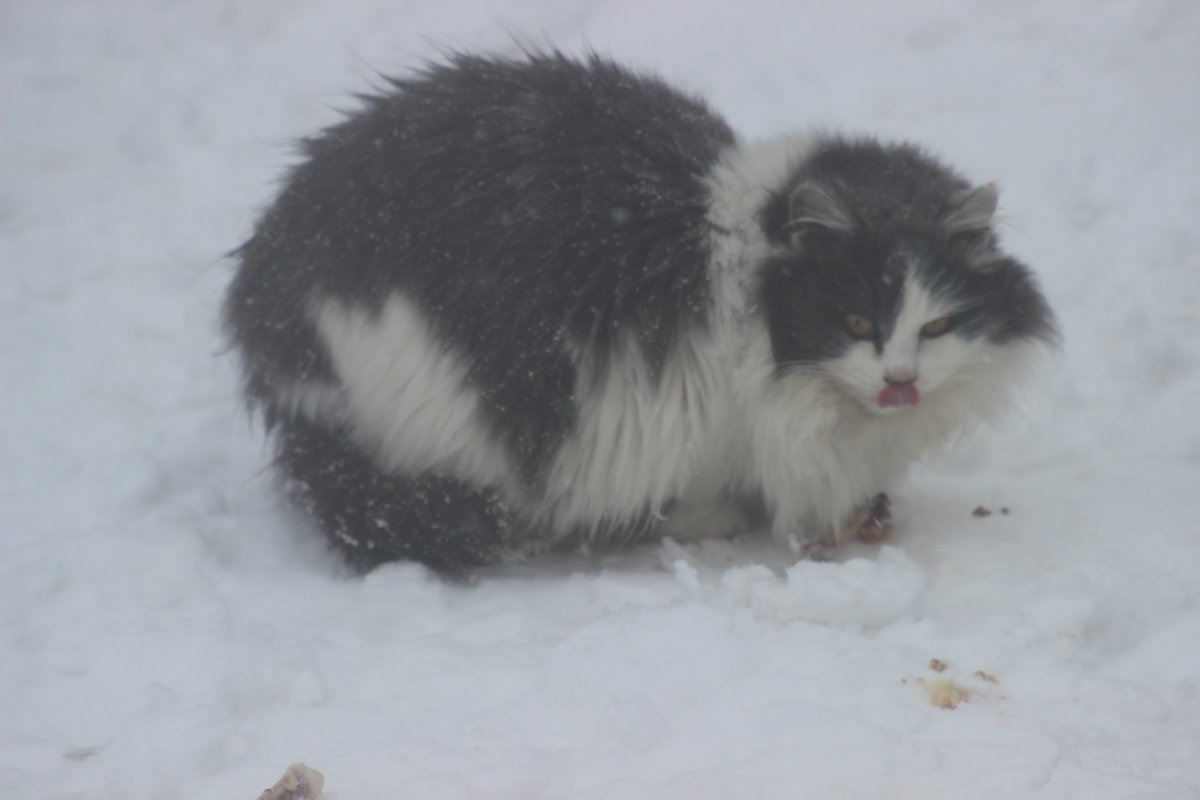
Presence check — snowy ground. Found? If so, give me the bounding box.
[5,1,1200,798]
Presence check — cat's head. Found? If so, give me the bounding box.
[757,137,1057,417]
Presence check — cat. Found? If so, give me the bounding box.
[224,51,1057,572]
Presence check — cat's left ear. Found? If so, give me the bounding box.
[944,182,999,236]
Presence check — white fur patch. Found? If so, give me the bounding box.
[312,294,514,491]
[543,326,738,536]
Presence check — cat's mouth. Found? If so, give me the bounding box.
[878,384,920,409]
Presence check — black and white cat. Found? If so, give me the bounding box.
[225,51,1056,572]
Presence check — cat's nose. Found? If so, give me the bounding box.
[884,370,917,386]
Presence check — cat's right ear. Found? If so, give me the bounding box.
[759,182,853,248]
[944,183,999,236]
[786,184,855,245]
[943,183,1000,260]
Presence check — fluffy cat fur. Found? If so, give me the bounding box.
[225,51,1057,572]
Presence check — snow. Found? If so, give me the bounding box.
[4,1,1200,797]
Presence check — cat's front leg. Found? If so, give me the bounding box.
[794,493,894,560]
[842,492,894,543]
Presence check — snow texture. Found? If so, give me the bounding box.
[4,1,1200,798]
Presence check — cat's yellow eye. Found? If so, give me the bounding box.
[845,314,875,338]
[920,316,951,337]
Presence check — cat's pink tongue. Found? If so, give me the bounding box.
[879,384,920,408]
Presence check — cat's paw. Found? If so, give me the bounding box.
[845,492,894,544]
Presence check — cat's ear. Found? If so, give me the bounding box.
[944,183,999,236]
[785,184,854,245]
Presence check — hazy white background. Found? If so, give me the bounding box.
[4,1,1199,797]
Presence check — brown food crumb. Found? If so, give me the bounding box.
[972,506,992,518]
[257,764,325,800]
[973,670,1000,684]
[923,679,970,709]
[929,658,948,672]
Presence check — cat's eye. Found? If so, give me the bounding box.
[920,316,951,337]
[845,314,875,338]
